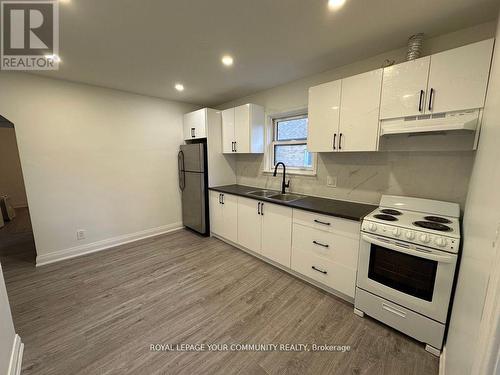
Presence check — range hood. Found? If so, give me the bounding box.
[380,109,480,136]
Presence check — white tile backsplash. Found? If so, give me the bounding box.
[236,151,474,209]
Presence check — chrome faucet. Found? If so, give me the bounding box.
[273,162,290,194]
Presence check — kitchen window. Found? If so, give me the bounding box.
[266,113,316,175]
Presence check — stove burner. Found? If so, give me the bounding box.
[374,214,398,222]
[424,216,452,224]
[380,209,402,216]
[414,221,452,232]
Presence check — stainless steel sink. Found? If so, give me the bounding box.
[268,193,304,202]
[246,189,280,198]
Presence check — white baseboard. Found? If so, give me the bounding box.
[439,345,446,375]
[36,222,183,266]
[8,334,23,375]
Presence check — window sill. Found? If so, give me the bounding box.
[262,169,317,177]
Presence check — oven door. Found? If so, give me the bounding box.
[357,233,457,323]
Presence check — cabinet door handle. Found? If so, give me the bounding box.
[312,266,327,275]
[191,128,195,138]
[218,193,222,204]
[339,133,343,150]
[221,194,224,205]
[260,203,264,216]
[428,88,434,111]
[234,141,237,153]
[257,202,261,215]
[314,219,331,226]
[418,90,424,112]
[313,240,329,248]
[333,133,336,150]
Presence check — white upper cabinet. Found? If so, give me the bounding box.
[222,104,265,154]
[183,108,207,140]
[380,39,494,120]
[379,57,431,120]
[338,69,383,152]
[307,80,341,152]
[426,39,494,114]
[308,70,382,153]
[221,108,235,153]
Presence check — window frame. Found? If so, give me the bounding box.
[263,110,317,176]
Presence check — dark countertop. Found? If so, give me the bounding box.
[209,184,377,222]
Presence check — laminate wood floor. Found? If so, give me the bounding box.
[0,211,438,375]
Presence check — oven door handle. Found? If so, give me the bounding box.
[362,234,455,263]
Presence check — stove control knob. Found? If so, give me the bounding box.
[405,231,415,240]
[420,234,430,243]
[368,223,377,232]
[393,228,401,237]
[435,237,447,247]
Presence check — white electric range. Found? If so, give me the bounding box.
[354,195,461,356]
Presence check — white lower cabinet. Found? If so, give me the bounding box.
[291,247,357,298]
[237,197,262,254]
[210,191,361,300]
[237,197,292,268]
[209,191,237,243]
[261,203,292,267]
[291,209,360,298]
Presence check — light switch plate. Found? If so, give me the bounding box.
[326,176,337,188]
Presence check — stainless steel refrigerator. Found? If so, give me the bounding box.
[178,142,209,235]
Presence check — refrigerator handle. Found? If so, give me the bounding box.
[178,150,185,191]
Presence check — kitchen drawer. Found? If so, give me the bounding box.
[292,209,360,239]
[292,223,358,268]
[355,288,445,349]
[291,247,356,298]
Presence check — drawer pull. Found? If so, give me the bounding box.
[311,266,327,275]
[382,303,407,318]
[314,219,331,226]
[313,240,329,248]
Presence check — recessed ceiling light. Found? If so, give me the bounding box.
[328,0,345,10]
[175,83,184,92]
[221,55,234,67]
[45,54,61,63]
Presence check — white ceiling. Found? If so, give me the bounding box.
[38,0,499,106]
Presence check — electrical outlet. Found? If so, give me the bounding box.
[76,229,86,240]
[326,175,337,188]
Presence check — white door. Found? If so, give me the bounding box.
[234,104,250,153]
[379,57,431,120]
[237,197,262,253]
[339,69,383,152]
[221,193,238,243]
[261,203,292,267]
[426,39,494,114]
[307,80,341,152]
[222,108,235,154]
[183,108,207,140]
[209,191,223,236]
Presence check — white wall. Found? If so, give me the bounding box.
[216,22,495,208]
[0,263,16,373]
[0,73,197,263]
[445,13,500,375]
[0,127,28,207]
